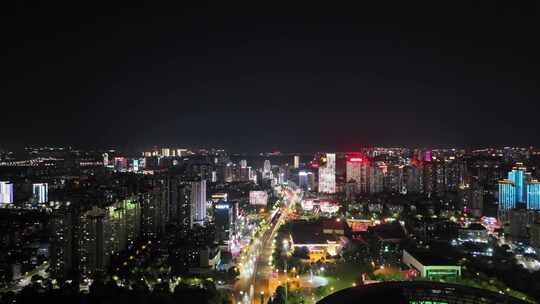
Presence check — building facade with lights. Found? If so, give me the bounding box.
[191,180,207,226]
[318,153,336,194]
[345,154,369,193]
[32,183,48,204]
[498,163,540,212]
[0,181,13,204]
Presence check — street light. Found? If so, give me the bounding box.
[260,291,264,304]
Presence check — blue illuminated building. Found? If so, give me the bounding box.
[508,165,526,203]
[498,180,516,210]
[526,181,540,210]
[500,163,540,211]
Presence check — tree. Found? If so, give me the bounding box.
[293,246,310,259]
[269,285,287,304]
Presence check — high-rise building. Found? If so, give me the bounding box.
[498,180,516,210]
[79,206,109,277]
[263,159,271,172]
[434,161,446,196]
[0,181,13,204]
[293,155,300,169]
[318,153,336,193]
[423,162,435,196]
[162,148,171,157]
[239,167,250,182]
[191,180,207,226]
[470,186,484,217]
[425,150,432,162]
[49,203,74,278]
[499,164,540,211]
[32,183,48,204]
[509,209,530,240]
[298,171,313,191]
[346,154,369,193]
[369,165,384,193]
[263,160,272,179]
[106,197,141,255]
[526,180,540,210]
[403,164,422,193]
[177,149,187,157]
[140,179,169,239]
[214,201,233,244]
[384,164,403,193]
[102,152,109,166]
[224,163,234,183]
[132,159,140,172]
[530,222,540,249]
[114,157,128,171]
[508,164,527,203]
[240,159,247,169]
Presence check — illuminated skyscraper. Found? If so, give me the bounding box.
[293,155,300,169]
[0,181,13,204]
[79,206,110,277]
[526,180,540,210]
[191,180,207,226]
[49,203,74,278]
[263,159,272,179]
[32,183,48,204]
[369,165,384,193]
[508,164,527,203]
[298,171,311,191]
[102,152,109,166]
[384,164,403,193]
[240,159,247,169]
[498,180,516,210]
[425,150,432,162]
[499,163,540,210]
[214,201,233,243]
[345,154,368,193]
[403,165,422,193]
[422,162,435,196]
[161,148,171,157]
[114,157,128,171]
[238,166,248,181]
[318,153,336,193]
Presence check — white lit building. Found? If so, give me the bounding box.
[263,160,272,179]
[32,183,48,204]
[161,148,171,157]
[318,153,336,193]
[191,180,207,226]
[0,181,13,204]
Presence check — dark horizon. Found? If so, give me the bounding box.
[2,2,540,151]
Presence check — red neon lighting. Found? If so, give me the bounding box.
[349,158,363,162]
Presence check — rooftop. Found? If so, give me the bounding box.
[290,220,341,245]
[405,249,458,266]
[463,223,487,231]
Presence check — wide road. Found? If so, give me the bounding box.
[234,187,297,304]
[0,262,49,293]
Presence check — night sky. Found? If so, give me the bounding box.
[2,2,540,152]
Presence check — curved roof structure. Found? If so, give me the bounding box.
[317,281,529,304]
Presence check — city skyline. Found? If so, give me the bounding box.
[2,2,540,303]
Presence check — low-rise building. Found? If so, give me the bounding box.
[289,220,347,261]
[402,249,461,280]
[458,223,488,243]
